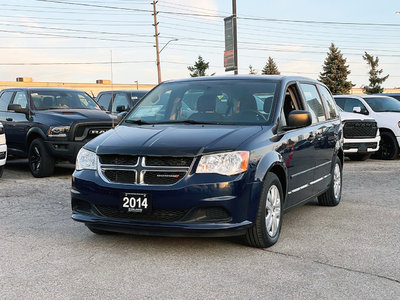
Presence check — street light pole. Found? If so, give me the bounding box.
[152,1,161,84]
[160,38,178,54]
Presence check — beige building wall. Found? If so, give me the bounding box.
[350,88,400,95]
[1,78,399,96]
[0,78,156,97]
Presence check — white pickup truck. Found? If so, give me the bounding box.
[337,109,380,160]
[0,122,6,177]
[334,95,400,160]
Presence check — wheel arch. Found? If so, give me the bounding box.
[26,128,46,152]
[254,151,288,201]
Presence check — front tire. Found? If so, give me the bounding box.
[28,138,55,178]
[245,173,283,248]
[377,131,399,160]
[318,156,342,206]
[0,165,3,178]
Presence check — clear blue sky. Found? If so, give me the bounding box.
[0,0,399,88]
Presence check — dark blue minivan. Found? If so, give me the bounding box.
[72,76,343,248]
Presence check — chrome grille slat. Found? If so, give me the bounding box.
[97,155,193,185]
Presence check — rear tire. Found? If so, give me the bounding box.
[318,156,342,206]
[347,153,371,161]
[28,138,55,178]
[377,131,399,160]
[245,173,283,248]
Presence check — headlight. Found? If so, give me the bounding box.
[47,126,70,137]
[196,151,249,176]
[76,148,97,171]
[398,121,400,129]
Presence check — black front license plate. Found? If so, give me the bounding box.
[359,143,367,153]
[121,193,152,213]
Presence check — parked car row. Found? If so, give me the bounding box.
[1,76,399,248]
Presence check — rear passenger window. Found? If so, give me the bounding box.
[0,91,15,111]
[317,85,338,119]
[300,84,326,123]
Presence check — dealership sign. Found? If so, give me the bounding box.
[224,16,237,72]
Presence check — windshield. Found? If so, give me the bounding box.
[31,90,100,110]
[125,79,278,125]
[363,97,400,112]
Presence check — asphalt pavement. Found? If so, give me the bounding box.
[0,158,399,299]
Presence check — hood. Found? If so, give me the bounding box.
[34,109,115,126]
[339,111,375,122]
[86,124,263,156]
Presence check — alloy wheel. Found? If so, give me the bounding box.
[265,185,281,237]
[333,163,341,199]
[31,146,41,172]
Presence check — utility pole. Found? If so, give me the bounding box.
[232,0,238,75]
[152,1,161,84]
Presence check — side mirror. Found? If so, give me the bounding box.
[8,104,28,114]
[353,106,369,115]
[116,105,127,113]
[117,111,128,123]
[100,105,106,111]
[286,110,312,129]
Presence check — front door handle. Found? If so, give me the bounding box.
[6,118,13,121]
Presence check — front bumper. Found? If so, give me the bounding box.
[0,143,6,166]
[343,136,380,154]
[44,140,86,162]
[71,170,262,237]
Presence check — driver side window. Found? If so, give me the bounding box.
[280,84,302,126]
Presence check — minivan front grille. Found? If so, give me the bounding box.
[98,156,193,185]
[343,120,377,139]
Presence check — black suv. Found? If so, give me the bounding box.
[72,76,344,248]
[0,88,114,177]
[96,90,148,114]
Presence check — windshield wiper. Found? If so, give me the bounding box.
[155,120,220,125]
[378,110,400,112]
[124,119,152,125]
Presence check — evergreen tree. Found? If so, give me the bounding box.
[362,52,389,94]
[188,56,210,77]
[261,57,280,75]
[319,43,353,94]
[249,65,257,75]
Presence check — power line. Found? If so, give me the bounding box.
[0,60,154,66]
[0,22,155,39]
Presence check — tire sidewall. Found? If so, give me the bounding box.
[28,138,54,177]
